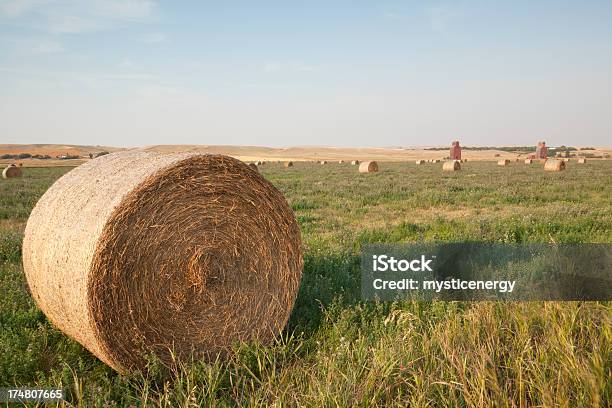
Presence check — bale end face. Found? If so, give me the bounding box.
[359,161,378,173]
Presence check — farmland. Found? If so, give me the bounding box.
[1,160,611,406]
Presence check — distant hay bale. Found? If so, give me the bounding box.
[433,159,440,163]
[359,161,378,173]
[23,152,303,373]
[284,161,293,168]
[443,161,460,171]
[578,158,587,164]
[2,164,22,179]
[415,160,425,165]
[544,159,566,172]
[320,160,327,165]
[338,160,344,164]
[524,159,533,164]
[494,153,500,157]
[498,159,510,166]
[351,160,359,165]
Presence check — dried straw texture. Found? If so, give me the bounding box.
[23,151,303,373]
[443,161,460,171]
[284,161,293,167]
[544,159,566,172]
[2,165,22,179]
[498,159,510,166]
[248,163,259,171]
[358,161,378,173]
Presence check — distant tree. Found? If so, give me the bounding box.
[95,151,110,158]
[17,153,32,159]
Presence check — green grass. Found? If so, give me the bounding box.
[1,161,611,406]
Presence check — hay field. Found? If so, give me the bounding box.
[1,160,611,406]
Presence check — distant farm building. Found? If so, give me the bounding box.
[450,141,461,161]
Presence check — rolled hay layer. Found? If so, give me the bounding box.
[443,161,460,171]
[351,160,359,165]
[284,161,293,167]
[578,158,587,164]
[525,159,533,164]
[358,161,378,173]
[498,159,510,166]
[2,164,22,179]
[544,159,566,172]
[248,162,259,171]
[23,151,303,373]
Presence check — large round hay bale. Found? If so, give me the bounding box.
[544,159,566,172]
[358,161,378,173]
[284,161,293,167]
[23,152,303,373]
[351,160,359,165]
[2,164,22,179]
[443,161,460,171]
[498,159,510,166]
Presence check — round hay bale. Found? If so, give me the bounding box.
[23,152,303,373]
[359,161,378,173]
[338,160,344,164]
[443,161,460,171]
[415,160,424,165]
[497,159,510,166]
[284,161,293,168]
[524,159,533,164]
[351,160,359,165]
[578,158,587,164]
[544,159,566,172]
[320,160,327,165]
[434,159,440,163]
[2,165,22,179]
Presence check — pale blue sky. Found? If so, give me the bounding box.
[1,1,611,147]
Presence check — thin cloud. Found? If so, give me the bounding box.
[425,5,461,32]
[262,61,320,73]
[139,32,167,43]
[32,39,63,53]
[1,0,157,33]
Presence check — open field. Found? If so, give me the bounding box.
[1,160,611,406]
[2,144,611,168]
